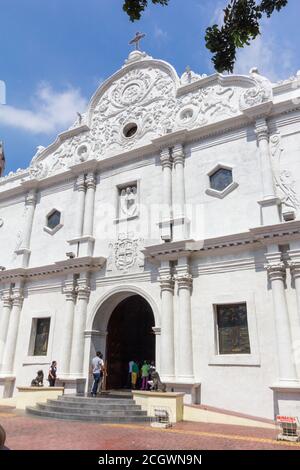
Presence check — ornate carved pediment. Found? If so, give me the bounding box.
[16,55,274,182]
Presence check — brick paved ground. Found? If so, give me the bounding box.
[1,410,300,450]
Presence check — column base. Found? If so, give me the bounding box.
[172,216,190,241]
[270,381,300,419]
[165,381,201,405]
[56,377,86,395]
[257,197,281,226]
[14,248,31,268]
[0,376,15,398]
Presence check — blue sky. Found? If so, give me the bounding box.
[0,0,299,174]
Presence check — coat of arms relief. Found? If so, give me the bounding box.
[107,233,144,274]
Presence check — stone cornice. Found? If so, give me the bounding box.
[143,221,300,261]
[0,256,106,284]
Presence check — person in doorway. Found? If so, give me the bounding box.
[127,360,134,388]
[131,360,139,390]
[48,361,57,387]
[141,360,150,390]
[91,351,104,397]
[0,424,9,450]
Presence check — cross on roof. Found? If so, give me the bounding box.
[129,32,146,51]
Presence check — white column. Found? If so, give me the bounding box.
[0,291,12,368]
[172,144,187,240]
[83,172,96,236]
[15,189,37,267]
[266,253,297,382]
[22,189,37,250]
[60,277,77,377]
[76,175,86,238]
[175,257,194,382]
[255,119,280,225]
[69,274,90,377]
[160,148,172,241]
[159,261,175,381]
[1,285,24,375]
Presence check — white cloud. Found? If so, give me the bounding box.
[154,26,168,40]
[234,25,296,82]
[210,1,226,26]
[0,83,87,134]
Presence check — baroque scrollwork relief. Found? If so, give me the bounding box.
[173,85,238,130]
[12,59,271,183]
[29,132,92,180]
[90,67,176,157]
[240,68,273,110]
[270,133,300,215]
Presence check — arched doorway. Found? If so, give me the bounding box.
[106,295,155,389]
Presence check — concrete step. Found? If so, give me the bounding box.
[36,402,147,416]
[57,396,135,405]
[26,406,150,423]
[46,399,139,410]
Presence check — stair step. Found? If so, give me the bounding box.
[36,403,147,416]
[58,397,135,405]
[26,407,150,423]
[46,399,139,410]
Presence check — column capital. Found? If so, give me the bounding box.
[265,262,286,281]
[63,285,76,302]
[255,118,269,142]
[172,143,185,166]
[158,272,174,292]
[1,294,12,309]
[11,292,24,307]
[76,174,86,192]
[160,148,172,169]
[86,172,96,190]
[175,264,193,289]
[152,326,161,336]
[289,261,300,279]
[25,189,37,206]
[76,278,90,300]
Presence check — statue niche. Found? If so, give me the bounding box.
[119,186,138,219]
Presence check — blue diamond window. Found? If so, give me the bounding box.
[210,168,233,192]
[47,210,61,230]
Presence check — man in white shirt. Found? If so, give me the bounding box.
[91,351,104,397]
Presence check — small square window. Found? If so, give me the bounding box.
[33,318,51,356]
[216,303,251,355]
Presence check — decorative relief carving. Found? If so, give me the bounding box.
[240,68,273,110]
[270,133,300,217]
[91,67,176,157]
[119,186,138,218]
[29,132,92,180]
[107,233,144,273]
[8,62,271,183]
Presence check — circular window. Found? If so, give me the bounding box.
[123,123,138,138]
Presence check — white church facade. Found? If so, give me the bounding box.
[1,49,300,420]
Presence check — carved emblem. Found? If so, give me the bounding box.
[107,233,144,272]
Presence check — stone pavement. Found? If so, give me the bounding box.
[1,410,300,450]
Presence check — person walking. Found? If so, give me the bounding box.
[48,361,57,387]
[127,360,134,388]
[91,351,104,397]
[141,360,150,390]
[131,360,139,390]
